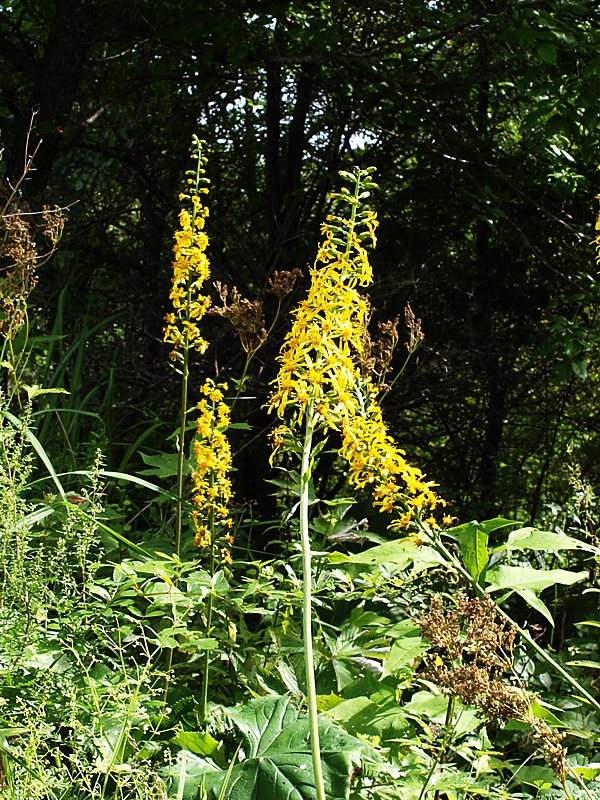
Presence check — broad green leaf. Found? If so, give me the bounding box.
[571,358,588,379]
[329,540,443,577]
[506,527,598,554]
[139,451,180,478]
[326,696,373,724]
[316,694,344,713]
[512,588,555,627]
[328,539,415,568]
[383,632,426,678]
[573,763,600,780]
[202,695,371,800]
[454,523,489,584]
[23,384,70,400]
[486,565,587,593]
[537,41,557,64]
[529,700,564,727]
[478,518,517,534]
[402,691,449,721]
[326,696,410,741]
[172,731,220,757]
[163,750,221,800]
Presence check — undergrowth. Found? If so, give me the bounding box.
[0,139,599,800]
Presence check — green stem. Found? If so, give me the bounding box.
[174,346,189,560]
[418,694,455,800]
[200,487,216,721]
[300,400,326,800]
[166,147,203,698]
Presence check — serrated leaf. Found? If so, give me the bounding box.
[201,695,371,800]
[506,527,598,554]
[573,763,600,780]
[172,731,220,756]
[139,451,180,478]
[485,565,587,593]
[383,633,425,678]
[328,540,442,573]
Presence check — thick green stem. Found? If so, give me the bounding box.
[174,348,189,560]
[300,402,326,800]
[200,485,216,721]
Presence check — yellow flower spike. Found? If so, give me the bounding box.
[191,378,233,545]
[163,139,212,360]
[268,166,445,531]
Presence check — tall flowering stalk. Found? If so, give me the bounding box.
[192,378,234,719]
[268,167,445,799]
[163,139,235,714]
[269,167,445,528]
[163,136,211,558]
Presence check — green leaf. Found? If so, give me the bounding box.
[571,358,588,379]
[202,695,370,800]
[4,410,67,500]
[139,451,180,478]
[573,763,600,780]
[485,565,587,593]
[454,523,489,584]
[328,539,442,573]
[537,42,557,64]
[383,629,426,678]
[172,731,220,757]
[506,527,598,554]
[477,518,517,534]
[402,691,449,721]
[22,384,70,400]
[513,588,555,627]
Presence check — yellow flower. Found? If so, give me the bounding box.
[268,166,445,531]
[163,139,212,358]
[191,378,234,554]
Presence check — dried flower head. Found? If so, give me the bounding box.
[210,282,267,355]
[266,268,303,300]
[0,188,65,340]
[420,593,569,785]
[355,304,401,390]
[404,303,424,354]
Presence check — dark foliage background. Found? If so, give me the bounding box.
[1,0,599,524]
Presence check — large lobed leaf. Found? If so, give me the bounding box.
[196,695,372,800]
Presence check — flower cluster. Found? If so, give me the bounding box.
[191,379,234,563]
[268,167,444,530]
[163,137,211,362]
[421,593,569,787]
[0,188,65,340]
[210,282,267,356]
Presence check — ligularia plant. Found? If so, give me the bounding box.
[163,138,233,716]
[164,135,214,558]
[268,166,445,800]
